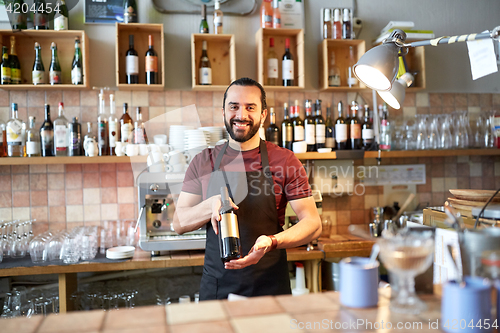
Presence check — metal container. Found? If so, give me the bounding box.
[459,227,500,277]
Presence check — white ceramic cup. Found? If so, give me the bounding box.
[154,134,167,145]
[159,144,173,154]
[115,142,125,156]
[139,144,149,156]
[168,150,187,165]
[164,164,174,173]
[292,141,307,154]
[84,138,98,157]
[148,144,161,154]
[147,152,164,166]
[126,144,139,156]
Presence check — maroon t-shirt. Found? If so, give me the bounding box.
[181,141,312,226]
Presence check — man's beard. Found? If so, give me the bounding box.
[224,115,260,143]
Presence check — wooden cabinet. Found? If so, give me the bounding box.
[0,30,89,90]
[404,46,426,90]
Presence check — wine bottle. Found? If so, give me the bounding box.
[328,51,341,87]
[83,122,95,156]
[120,103,133,143]
[266,37,278,86]
[323,8,332,39]
[40,104,54,157]
[335,101,348,150]
[49,43,62,85]
[266,107,281,146]
[325,106,335,149]
[54,0,69,31]
[213,0,223,34]
[11,0,27,30]
[260,0,272,28]
[199,40,212,85]
[108,94,118,155]
[342,8,351,39]
[282,38,294,86]
[145,35,158,85]
[6,103,23,157]
[314,100,326,150]
[32,42,45,85]
[272,0,281,28]
[199,4,209,33]
[68,117,82,156]
[0,122,5,157]
[379,105,391,151]
[26,117,41,157]
[1,46,10,85]
[281,103,293,150]
[123,0,138,24]
[54,102,69,156]
[332,8,341,39]
[125,35,139,84]
[34,0,48,30]
[292,100,304,142]
[133,107,146,144]
[97,93,109,156]
[9,37,21,85]
[304,99,316,152]
[218,186,241,263]
[71,37,83,85]
[347,46,358,88]
[361,105,374,150]
[349,101,361,150]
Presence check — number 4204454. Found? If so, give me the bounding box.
[5,2,61,14]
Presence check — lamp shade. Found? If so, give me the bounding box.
[353,43,400,91]
[377,73,414,110]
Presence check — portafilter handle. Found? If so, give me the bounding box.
[134,204,146,233]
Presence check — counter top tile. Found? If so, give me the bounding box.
[0,314,44,333]
[275,293,341,314]
[103,306,166,330]
[231,313,302,333]
[166,300,227,325]
[37,310,105,333]
[221,296,285,318]
[169,320,234,333]
[102,326,167,333]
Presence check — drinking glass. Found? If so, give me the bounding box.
[474,115,485,148]
[415,115,428,150]
[47,231,66,262]
[440,115,453,149]
[453,111,469,148]
[403,119,416,150]
[484,110,496,148]
[62,236,80,264]
[426,115,439,149]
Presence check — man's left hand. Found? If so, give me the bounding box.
[224,235,272,270]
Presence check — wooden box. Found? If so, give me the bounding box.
[191,34,236,91]
[256,28,304,91]
[115,23,164,90]
[405,46,426,90]
[0,30,89,90]
[318,39,366,91]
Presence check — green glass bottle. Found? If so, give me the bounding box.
[11,0,27,30]
[1,46,11,85]
[123,0,138,23]
[32,42,45,85]
[49,42,61,85]
[9,37,21,85]
[54,0,69,31]
[199,4,209,33]
[34,0,48,30]
[71,38,83,85]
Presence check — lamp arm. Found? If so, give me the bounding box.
[404,26,500,48]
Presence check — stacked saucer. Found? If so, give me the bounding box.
[199,126,224,147]
[106,246,135,259]
[169,125,194,151]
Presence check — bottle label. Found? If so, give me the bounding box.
[329,74,341,87]
[2,67,11,83]
[34,13,47,28]
[282,125,293,146]
[126,55,139,75]
[11,68,21,84]
[315,124,326,143]
[123,10,137,24]
[380,144,391,150]
[32,70,45,85]
[54,15,68,31]
[214,16,223,27]
[55,125,67,149]
[145,55,158,73]
[305,123,315,145]
[199,67,212,85]
[70,133,80,150]
[98,122,107,146]
[335,124,348,142]
[26,141,40,155]
[350,123,361,139]
[347,68,358,86]
[325,137,335,148]
[294,125,304,141]
[220,213,239,238]
[40,130,54,149]
[381,119,388,127]
[273,17,281,27]
[50,71,61,84]
[362,128,374,139]
[71,67,82,85]
[108,120,117,148]
[134,128,145,144]
[282,59,294,80]
[264,15,272,27]
[121,123,132,143]
[267,58,278,79]
[6,120,22,144]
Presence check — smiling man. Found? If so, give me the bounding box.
[173,77,321,300]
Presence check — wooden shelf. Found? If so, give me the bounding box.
[0,30,89,89]
[116,83,164,91]
[0,155,147,165]
[261,85,304,91]
[295,149,500,160]
[191,84,229,92]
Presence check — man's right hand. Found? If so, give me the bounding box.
[211,195,238,235]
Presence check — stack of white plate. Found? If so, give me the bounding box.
[169,125,194,151]
[106,246,135,260]
[199,126,224,146]
[184,129,209,150]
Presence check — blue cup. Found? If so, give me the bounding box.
[441,277,492,333]
[339,257,379,308]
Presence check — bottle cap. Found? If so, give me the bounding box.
[59,102,64,107]
[324,8,332,21]
[73,117,78,122]
[214,0,220,10]
[201,4,206,17]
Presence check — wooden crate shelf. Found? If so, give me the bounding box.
[191,33,236,90]
[115,23,165,91]
[0,30,89,89]
[256,28,304,90]
[0,156,147,165]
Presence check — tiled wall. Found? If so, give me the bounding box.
[0,90,499,237]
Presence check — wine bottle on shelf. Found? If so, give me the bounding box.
[1,46,10,85]
[266,37,278,86]
[40,104,54,157]
[123,0,138,24]
[379,104,391,151]
[9,37,21,85]
[97,93,109,156]
[120,103,133,143]
[272,0,281,28]
[34,0,48,30]
[108,94,118,155]
[281,103,293,150]
[0,122,5,157]
[199,40,212,85]
[199,4,209,33]
[323,8,332,39]
[125,35,139,84]
[11,0,27,30]
[282,38,294,86]
[83,122,95,157]
[349,101,361,150]
[304,99,316,152]
[342,8,351,39]
[260,0,272,28]
[6,103,24,157]
[325,106,335,149]
[71,37,83,85]
[68,117,82,157]
[314,100,326,150]
[328,52,341,87]
[145,35,158,85]
[32,42,45,85]
[54,102,69,156]
[26,117,40,157]
[292,100,304,143]
[335,101,348,150]
[332,8,342,39]
[54,0,69,31]
[213,0,223,34]
[361,105,374,150]
[347,46,358,88]
[49,43,62,85]
[266,107,281,146]
[133,107,146,144]
[218,186,242,263]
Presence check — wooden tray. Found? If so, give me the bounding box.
[449,189,500,202]
[447,197,486,208]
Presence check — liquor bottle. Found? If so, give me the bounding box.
[281,103,293,150]
[325,106,335,149]
[1,46,10,85]
[379,104,391,151]
[314,100,326,150]
[332,8,342,39]
[272,0,281,28]
[282,38,294,86]
[6,103,23,157]
[342,8,351,39]
[349,101,361,150]
[123,0,138,24]
[49,43,62,85]
[335,101,348,150]
[133,107,146,144]
[32,42,45,85]
[145,35,158,85]
[40,104,54,157]
[108,94,118,155]
[304,99,316,152]
[54,0,69,31]
[266,107,281,146]
[260,0,272,28]
[0,122,5,157]
[199,4,209,33]
[34,0,48,30]
[9,37,21,85]
[68,117,82,156]
[11,0,27,30]
[53,102,68,156]
[120,103,133,143]
[292,100,304,143]
[328,52,341,87]
[323,8,332,39]
[213,0,223,34]
[71,37,83,85]
[125,35,139,84]
[346,46,358,88]
[218,186,241,263]
[97,93,109,156]
[26,117,41,157]
[83,122,95,156]
[266,38,278,86]
[199,40,212,85]
[361,105,374,150]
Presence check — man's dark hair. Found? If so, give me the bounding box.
[222,77,267,112]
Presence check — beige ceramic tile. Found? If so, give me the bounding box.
[431,178,444,192]
[103,306,166,330]
[402,106,417,119]
[457,155,469,163]
[231,313,303,333]
[117,187,135,203]
[170,321,234,333]
[103,327,166,333]
[469,162,482,177]
[444,177,458,192]
[84,204,101,222]
[83,188,101,205]
[66,205,84,222]
[115,91,132,106]
[166,300,227,325]
[416,93,429,107]
[29,164,47,173]
[101,203,118,220]
[47,164,65,173]
[222,296,284,318]
[38,311,105,333]
[364,194,379,209]
[13,207,30,220]
[276,293,340,315]
[132,91,149,106]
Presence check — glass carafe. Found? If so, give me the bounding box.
[403,119,416,150]
[426,115,439,150]
[440,115,453,149]
[454,111,469,149]
[415,115,428,150]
